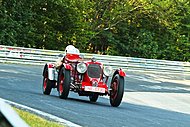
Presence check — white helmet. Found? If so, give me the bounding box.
[65,45,79,54]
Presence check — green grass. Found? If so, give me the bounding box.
[14,108,64,127]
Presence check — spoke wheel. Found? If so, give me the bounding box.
[42,65,54,95]
[58,68,71,99]
[110,74,124,107]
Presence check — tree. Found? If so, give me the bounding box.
[0,0,189,61]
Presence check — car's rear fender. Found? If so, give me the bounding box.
[43,63,57,81]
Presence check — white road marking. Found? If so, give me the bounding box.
[127,73,190,86]
[0,98,82,127]
[156,78,190,86]
[0,69,19,74]
[139,85,190,91]
[127,74,161,83]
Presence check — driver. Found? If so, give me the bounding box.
[55,45,80,68]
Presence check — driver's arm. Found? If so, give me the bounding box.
[55,54,65,68]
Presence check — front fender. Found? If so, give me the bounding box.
[118,69,126,77]
[113,69,126,77]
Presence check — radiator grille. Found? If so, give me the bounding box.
[87,64,101,78]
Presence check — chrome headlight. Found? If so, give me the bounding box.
[103,66,113,76]
[77,63,87,73]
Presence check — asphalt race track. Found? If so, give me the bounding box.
[0,63,190,127]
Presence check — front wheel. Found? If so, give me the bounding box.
[110,74,124,107]
[42,65,55,95]
[58,68,71,99]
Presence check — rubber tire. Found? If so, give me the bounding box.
[110,74,124,107]
[89,94,99,102]
[58,68,71,99]
[42,66,54,95]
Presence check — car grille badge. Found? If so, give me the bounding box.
[92,81,98,87]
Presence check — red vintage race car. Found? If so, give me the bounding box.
[42,46,125,107]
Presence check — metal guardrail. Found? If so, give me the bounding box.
[0,45,190,75]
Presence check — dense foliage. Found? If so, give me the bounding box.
[0,0,190,61]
